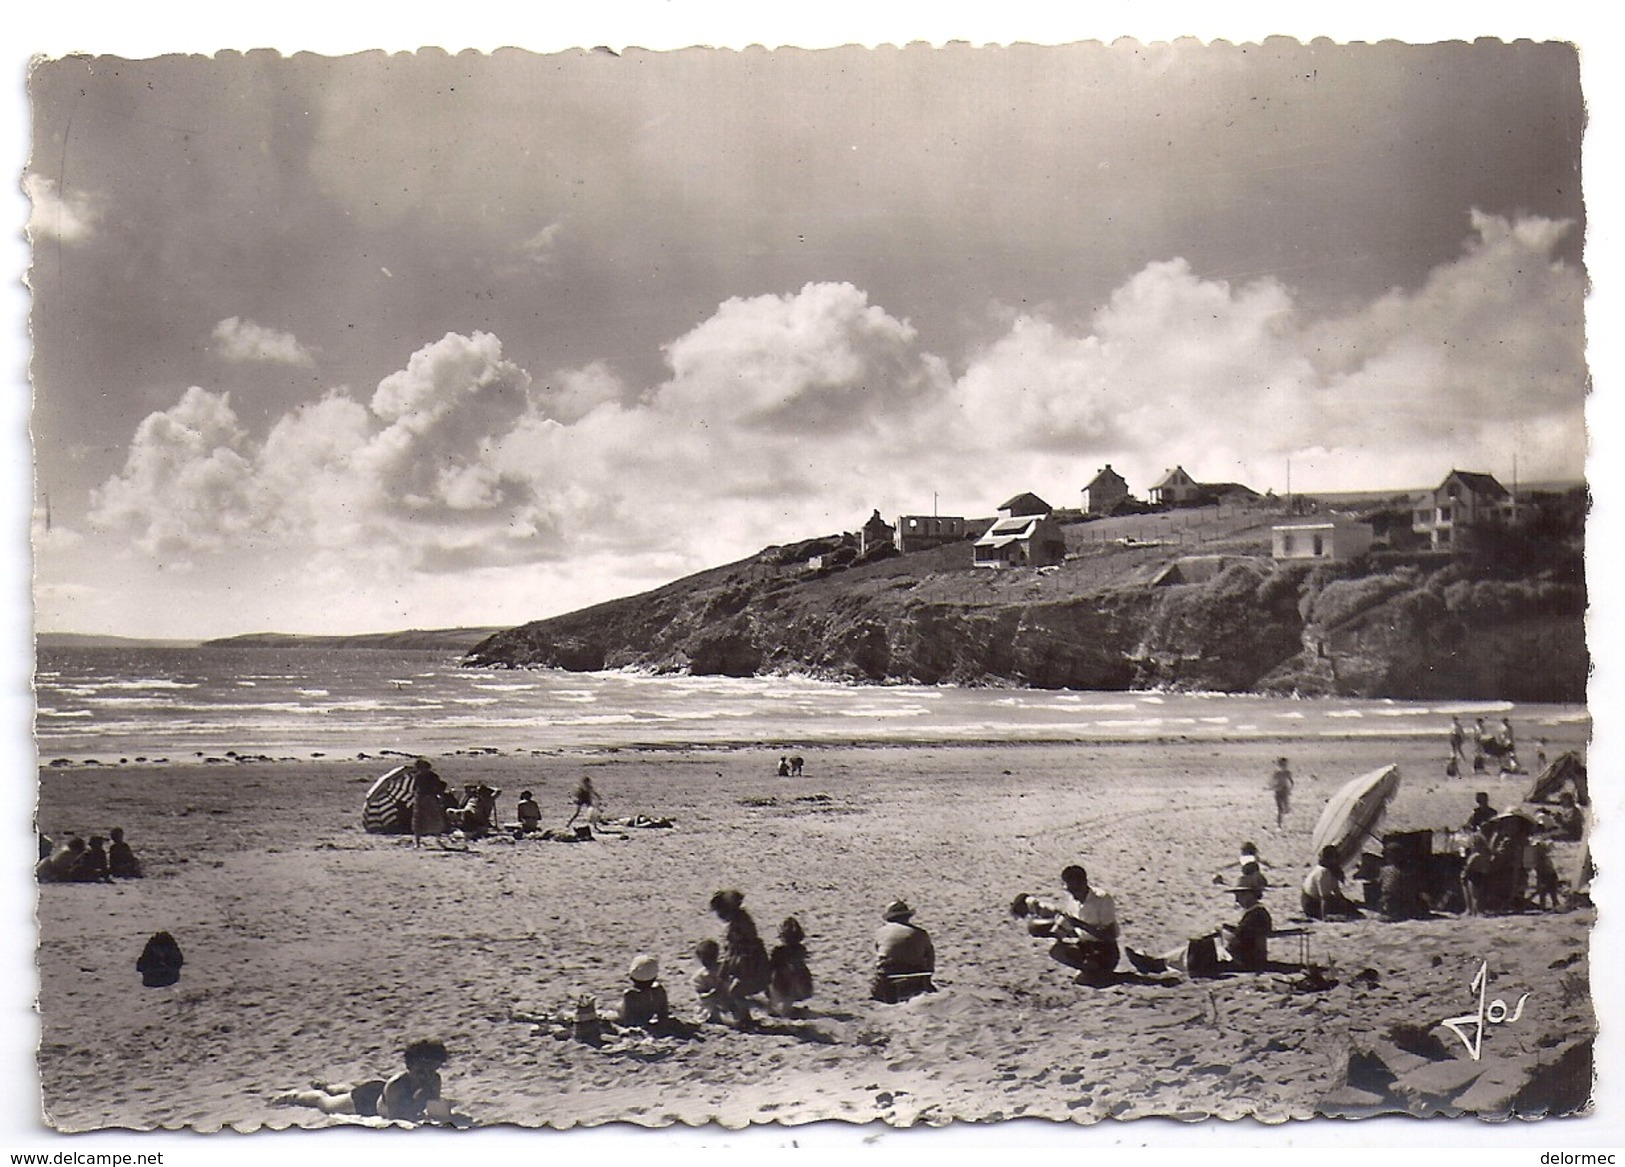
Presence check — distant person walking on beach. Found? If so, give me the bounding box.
[566,777,600,830]
[1269,758,1294,827]
[410,758,448,848]
[1449,717,1466,763]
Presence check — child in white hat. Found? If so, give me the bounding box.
[616,953,671,1028]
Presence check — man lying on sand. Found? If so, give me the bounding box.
[1011,864,1119,986]
[273,1038,466,1125]
[1125,885,1283,977]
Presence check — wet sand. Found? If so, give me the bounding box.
[34,731,1594,1130]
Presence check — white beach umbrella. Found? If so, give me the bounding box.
[1309,764,1401,870]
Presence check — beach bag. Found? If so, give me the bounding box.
[137,931,184,987]
[1185,934,1220,979]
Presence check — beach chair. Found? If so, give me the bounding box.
[873,971,936,1003]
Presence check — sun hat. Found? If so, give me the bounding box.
[629,953,659,983]
[883,898,914,922]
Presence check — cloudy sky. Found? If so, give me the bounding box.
[27,40,1587,639]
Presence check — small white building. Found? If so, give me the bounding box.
[1272,519,1374,561]
[973,513,1067,569]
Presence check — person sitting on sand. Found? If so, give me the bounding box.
[777,756,791,778]
[1467,791,1497,833]
[1551,792,1584,842]
[768,917,814,1017]
[710,889,771,1027]
[515,791,542,834]
[1127,885,1278,976]
[1229,860,1268,895]
[616,954,672,1028]
[1301,846,1362,920]
[1011,864,1120,985]
[73,835,112,882]
[136,931,184,987]
[692,939,727,1023]
[107,827,142,878]
[275,1038,456,1124]
[36,835,86,883]
[872,899,936,1003]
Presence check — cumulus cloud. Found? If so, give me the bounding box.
[212,317,316,367]
[88,218,1585,618]
[89,387,261,555]
[24,174,101,244]
[658,282,940,434]
[947,210,1583,492]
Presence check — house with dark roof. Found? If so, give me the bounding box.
[1411,470,1514,550]
[1081,465,1130,515]
[1149,466,1202,507]
[996,492,1053,519]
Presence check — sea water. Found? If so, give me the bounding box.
[33,645,1590,764]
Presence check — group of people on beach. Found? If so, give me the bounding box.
[1446,715,1531,777]
[1008,854,1293,985]
[1459,788,1585,916]
[36,827,143,883]
[407,758,608,846]
[552,887,937,1042]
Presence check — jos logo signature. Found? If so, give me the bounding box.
[1440,959,1530,1061]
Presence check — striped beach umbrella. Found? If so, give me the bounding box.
[362,765,414,834]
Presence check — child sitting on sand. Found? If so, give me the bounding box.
[616,954,672,1028]
[767,917,814,1017]
[515,791,542,834]
[692,939,726,1023]
[108,827,143,878]
[274,1038,460,1124]
[76,836,112,882]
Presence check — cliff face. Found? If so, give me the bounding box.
[463,539,1587,702]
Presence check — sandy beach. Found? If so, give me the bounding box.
[35,730,1594,1131]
